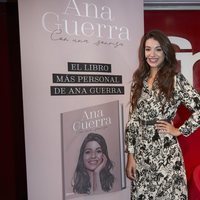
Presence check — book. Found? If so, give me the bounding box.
[61,100,126,199]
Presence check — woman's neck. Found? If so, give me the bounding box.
[147,69,158,89]
[149,68,158,79]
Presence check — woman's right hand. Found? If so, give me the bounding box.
[126,153,136,180]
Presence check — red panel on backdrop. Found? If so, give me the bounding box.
[144,10,200,197]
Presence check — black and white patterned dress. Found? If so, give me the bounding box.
[126,73,200,200]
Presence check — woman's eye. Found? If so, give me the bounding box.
[84,150,91,154]
[96,148,102,153]
[156,48,162,52]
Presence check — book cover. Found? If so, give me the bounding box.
[61,100,125,199]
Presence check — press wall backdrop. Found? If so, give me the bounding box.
[18,1,144,200]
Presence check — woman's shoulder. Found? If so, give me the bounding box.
[173,72,191,91]
[175,72,186,79]
[174,72,197,92]
[174,72,189,84]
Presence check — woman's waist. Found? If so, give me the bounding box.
[138,117,172,126]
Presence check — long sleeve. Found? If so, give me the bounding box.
[125,110,139,154]
[176,73,200,136]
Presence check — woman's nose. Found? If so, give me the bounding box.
[149,50,155,56]
[91,152,96,158]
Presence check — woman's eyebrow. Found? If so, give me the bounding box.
[145,45,161,48]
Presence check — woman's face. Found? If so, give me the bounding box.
[83,141,104,171]
[145,38,165,69]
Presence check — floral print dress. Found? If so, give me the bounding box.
[126,73,200,200]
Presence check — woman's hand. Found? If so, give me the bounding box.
[126,153,136,180]
[155,120,182,136]
[94,154,107,174]
[92,154,107,192]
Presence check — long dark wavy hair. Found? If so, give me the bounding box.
[72,133,114,194]
[129,29,178,114]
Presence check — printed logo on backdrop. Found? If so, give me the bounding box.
[42,0,130,48]
[169,36,200,85]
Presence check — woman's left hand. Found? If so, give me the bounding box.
[95,154,107,173]
[155,120,182,137]
[92,154,107,192]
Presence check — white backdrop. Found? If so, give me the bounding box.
[18,0,144,199]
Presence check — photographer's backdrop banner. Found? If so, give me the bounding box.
[18,0,144,200]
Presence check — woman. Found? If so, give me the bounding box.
[125,30,200,199]
[72,132,114,194]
